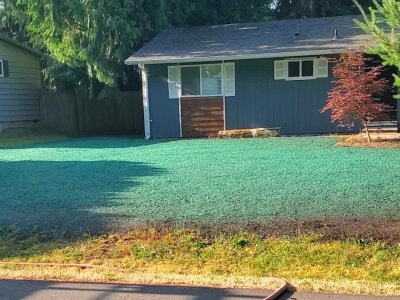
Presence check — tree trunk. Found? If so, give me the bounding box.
[89,77,94,100]
[309,0,319,17]
[87,63,95,100]
[364,122,372,143]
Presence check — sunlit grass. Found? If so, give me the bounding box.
[1,228,399,295]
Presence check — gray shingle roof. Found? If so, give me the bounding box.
[126,15,370,65]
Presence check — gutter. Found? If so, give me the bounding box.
[125,48,348,65]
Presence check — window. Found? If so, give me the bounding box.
[288,61,300,78]
[202,65,222,95]
[287,59,314,79]
[181,64,222,96]
[301,60,314,77]
[181,66,200,96]
[274,57,328,81]
[0,60,3,77]
[168,63,235,99]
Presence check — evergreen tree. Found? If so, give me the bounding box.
[274,0,373,19]
[355,0,400,99]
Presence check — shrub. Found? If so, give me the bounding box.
[321,50,390,142]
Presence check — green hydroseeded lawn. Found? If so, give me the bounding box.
[0,136,399,234]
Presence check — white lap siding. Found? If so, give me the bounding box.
[0,40,41,128]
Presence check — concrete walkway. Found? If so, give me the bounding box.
[0,280,397,300]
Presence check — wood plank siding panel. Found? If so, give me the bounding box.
[146,58,358,138]
[0,40,41,124]
[181,97,224,137]
[224,58,356,135]
[147,64,181,138]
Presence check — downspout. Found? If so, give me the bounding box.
[222,60,227,131]
[177,62,182,138]
[139,64,151,139]
[398,69,400,133]
[397,99,400,133]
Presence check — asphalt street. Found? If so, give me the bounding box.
[0,280,397,300]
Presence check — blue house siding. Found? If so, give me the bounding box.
[225,57,347,135]
[147,64,180,138]
[398,106,400,133]
[146,57,351,138]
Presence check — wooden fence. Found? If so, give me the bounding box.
[40,90,143,136]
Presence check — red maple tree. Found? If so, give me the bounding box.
[322,50,390,142]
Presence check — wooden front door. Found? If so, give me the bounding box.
[181,97,224,138]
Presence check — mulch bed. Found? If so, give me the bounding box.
[337,135,400,148]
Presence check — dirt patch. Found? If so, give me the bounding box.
[242,218,400,244]
[142,218,400,245]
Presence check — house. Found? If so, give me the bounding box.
[125,15,397,138]
[0,34,42,131]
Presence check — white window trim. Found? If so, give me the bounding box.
[0,60,4,77]
[285,57,317,81]
[180,63,224,98]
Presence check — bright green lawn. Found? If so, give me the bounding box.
[0,136,399,234]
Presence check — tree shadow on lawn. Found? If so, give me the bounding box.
[0,160,165,239]
[0,136,177,150]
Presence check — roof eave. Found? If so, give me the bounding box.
[0,35,43,57]
[125,48,350,65]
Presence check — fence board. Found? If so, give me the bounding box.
[41,90,143,136]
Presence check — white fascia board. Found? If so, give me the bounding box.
[125,48,347,65]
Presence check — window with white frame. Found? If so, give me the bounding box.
[168,62,235,99]
[287,59,314,79]
[0,60,4,77]
[181,64,222,96]
[274,57,328,81]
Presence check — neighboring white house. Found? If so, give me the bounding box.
[0,34,42,131]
